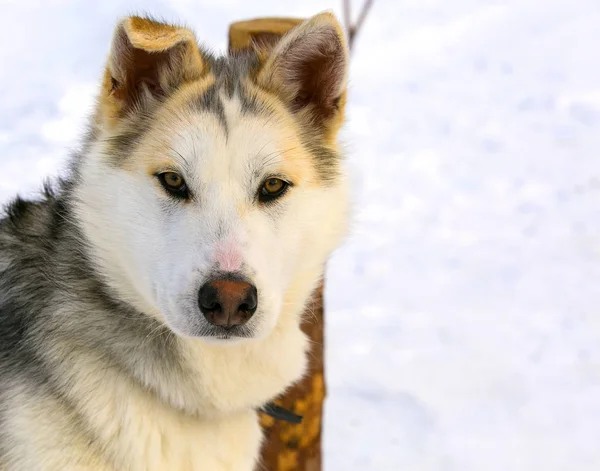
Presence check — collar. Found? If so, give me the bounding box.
[258,402,303,424]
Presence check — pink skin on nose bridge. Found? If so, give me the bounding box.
[214,239,243,272]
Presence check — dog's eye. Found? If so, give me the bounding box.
[157,172,189,199]
[259,178,289,203]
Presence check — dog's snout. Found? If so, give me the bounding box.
[198,278,257,328]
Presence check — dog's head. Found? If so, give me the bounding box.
[73,14,349,344]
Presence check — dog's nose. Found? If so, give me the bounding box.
[198,278,257,328]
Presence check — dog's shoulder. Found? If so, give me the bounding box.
[0,183,64,246]
[0,183,64,361]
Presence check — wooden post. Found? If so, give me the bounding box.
[229,18,325,471]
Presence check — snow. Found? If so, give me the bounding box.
[1,0,600,469]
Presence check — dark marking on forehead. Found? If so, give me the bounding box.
[209,53,260,101]
[238,87,261,115]
[191,51,268,131]
[103,114,153,165]
[104,128,141,157]
[299,128,342,183]
[309,145,341,183]
[194,85,228,136]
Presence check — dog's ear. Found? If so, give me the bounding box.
[256,12,348,131]
[100,16,206,124]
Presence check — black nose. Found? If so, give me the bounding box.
[198,278,258,328]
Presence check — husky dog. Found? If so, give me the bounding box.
[0,11,349,471]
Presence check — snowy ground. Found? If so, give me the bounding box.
[1,0,600,469]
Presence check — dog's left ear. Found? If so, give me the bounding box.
[99,16,206,125]
[256,12,349,132]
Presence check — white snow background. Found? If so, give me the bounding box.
[1,0,600,469]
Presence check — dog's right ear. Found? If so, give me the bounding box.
[99,16,206,126]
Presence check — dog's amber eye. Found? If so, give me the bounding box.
[163,172,183,188]
[264,178,284,194]
[157,172,189,199]
[259,178,289,203]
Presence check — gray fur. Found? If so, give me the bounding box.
[192,52,265,136]
[0,179,186,462]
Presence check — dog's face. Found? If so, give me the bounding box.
[74,14,349,344]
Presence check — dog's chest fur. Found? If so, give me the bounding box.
[0,300,308,471]
[4,379,262,471]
